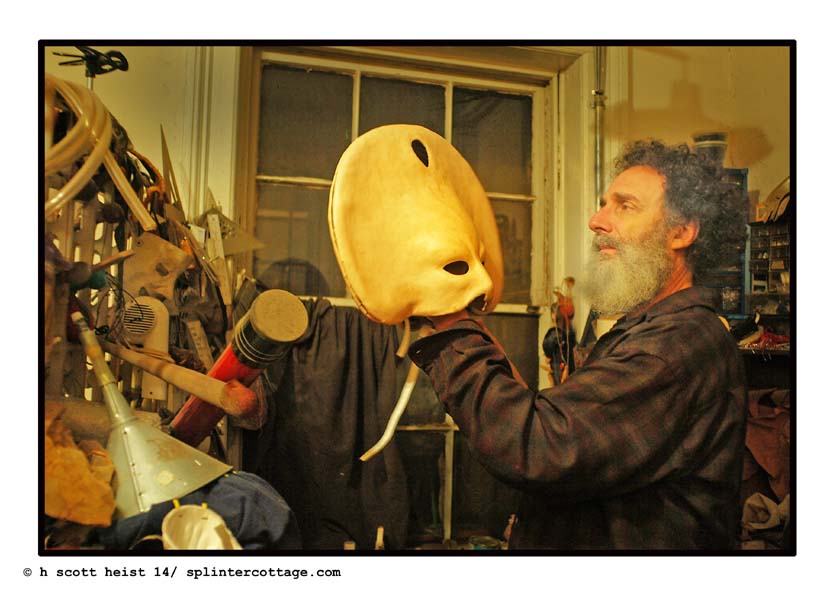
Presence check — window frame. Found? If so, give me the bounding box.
[230,46,590,535]
[237,47,558,312]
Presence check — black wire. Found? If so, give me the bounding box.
[100,271,142,343]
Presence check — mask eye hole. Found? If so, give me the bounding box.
[411,140,429,167]
[443,261,469,276]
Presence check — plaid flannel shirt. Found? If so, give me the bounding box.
[409,287,747,550]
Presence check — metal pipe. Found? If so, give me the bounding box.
[71,312,232,519]
[71,312,133,428]
[593,47,607,205]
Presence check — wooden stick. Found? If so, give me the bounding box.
[100,341,259,418]
[90,249,135,272]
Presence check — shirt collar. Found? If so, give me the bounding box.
[613,286,720,331]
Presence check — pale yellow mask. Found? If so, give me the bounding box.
[329,124,504,325]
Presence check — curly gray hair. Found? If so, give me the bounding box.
[613,139,748,280]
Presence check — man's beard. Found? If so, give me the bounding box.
[582,226,674,315]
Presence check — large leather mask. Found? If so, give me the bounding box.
[328,124,504,325]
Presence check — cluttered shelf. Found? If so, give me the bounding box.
[724,311,791,390]
[739,345,791,390]
[739,346,790,356]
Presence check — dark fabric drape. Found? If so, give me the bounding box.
[242,298,409,550]
[742,388,791,503]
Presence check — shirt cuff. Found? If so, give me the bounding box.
[408,318,491,367]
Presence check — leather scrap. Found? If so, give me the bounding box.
[44,402,115,526]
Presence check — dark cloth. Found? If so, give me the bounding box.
[96,471,301,550]
[258,258,331,297]
[410,286,747,550]
[242,298,409,550]
[743,388,790,502]
[542,326,576,383]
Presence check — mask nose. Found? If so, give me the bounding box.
[462,259,494,308]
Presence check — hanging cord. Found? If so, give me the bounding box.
[44,75,112,204]
[93,272,144,345]
[129,148,171,221]
[44,74,157,231]
[360,321,429,462]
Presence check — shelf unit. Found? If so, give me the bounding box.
[747,220,791,317]
[699,168,748,314]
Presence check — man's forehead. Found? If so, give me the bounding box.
[607,165,666,202]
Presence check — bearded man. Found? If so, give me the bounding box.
[409,140,749,550]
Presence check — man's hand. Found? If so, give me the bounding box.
[429,309,472,331]
[427,309,528,388]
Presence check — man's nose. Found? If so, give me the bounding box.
[589,204,612,234]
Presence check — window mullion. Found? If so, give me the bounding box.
[256,174,332,189]
[488,192,536,203]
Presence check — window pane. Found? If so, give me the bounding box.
[253,183,345,297]
[258,65,353,178]
[452,88,532,195]
[492,199,532,303]
[359,76,445,136]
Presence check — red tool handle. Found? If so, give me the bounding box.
[169,346,263,447]
[169,289,308,448]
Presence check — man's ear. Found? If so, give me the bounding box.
[669,220,700,251]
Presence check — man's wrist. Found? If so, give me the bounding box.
[429,309,472,331]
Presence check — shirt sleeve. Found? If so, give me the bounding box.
[409,318,696,503]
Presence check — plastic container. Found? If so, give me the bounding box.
[692,131,728,165]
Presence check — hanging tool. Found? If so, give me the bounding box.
[169,289,309,447]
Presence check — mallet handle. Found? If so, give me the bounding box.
[101,341,257,418]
